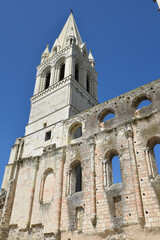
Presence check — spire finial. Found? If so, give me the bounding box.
[70,9,73,14]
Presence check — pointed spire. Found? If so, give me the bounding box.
[88,50,95,67]
[154,0,160,10]
[41,44,49,63]
[56,12,83,50]
[42,44,49,55]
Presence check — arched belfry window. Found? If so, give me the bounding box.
[59,63,65,81]
[75,63,79,82]
[86,75,90,93]
[103,150,122,188]
[67,160,82,195]
[44,72,51,90]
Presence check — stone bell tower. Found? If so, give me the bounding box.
[26,12,98,136]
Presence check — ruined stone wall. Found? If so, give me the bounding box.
[1,79,160,239]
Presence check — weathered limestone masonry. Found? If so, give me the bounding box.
[1,13,160,240]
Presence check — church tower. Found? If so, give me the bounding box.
[1,11,160,240]
[26,12,98,136]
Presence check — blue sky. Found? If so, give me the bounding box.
[0,0,160,187]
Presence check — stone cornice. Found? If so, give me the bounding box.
[30,76,71,103]
[31,75,98,105]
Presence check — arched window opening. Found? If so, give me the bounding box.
[104,150,121,188]
[112,156,122,184]
[103,113,115,122]
[59,64,65,81]
[73,126,82,139]
[146,137,160,178]
[54,47,57,54]
[133,95,152,111]
[75,164,82,192]
[70,39,73,45]
[99,109,115,124]
[69,123,82,143]
[86,75,90,93]
[154,144,160,175]
[40,169,54,204]
[44,72,51,90]
[75,63,79,82]
[67,161,82,195]
[137,99,152,110]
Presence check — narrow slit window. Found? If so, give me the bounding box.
[86,75,90,93]
[45,131,51,141]
[75,164,82,192]
[112,156,122,184]
[75,63,79,82]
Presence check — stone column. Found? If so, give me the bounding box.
[67,169,72,196]
[125,125,144,227]
[50,66,55,85]
[148,150,156,178]
[54,149,65,235]
[89,138,97,227]
[102,160,107,187]
[17,139,24,160]
[143,147,152,177]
